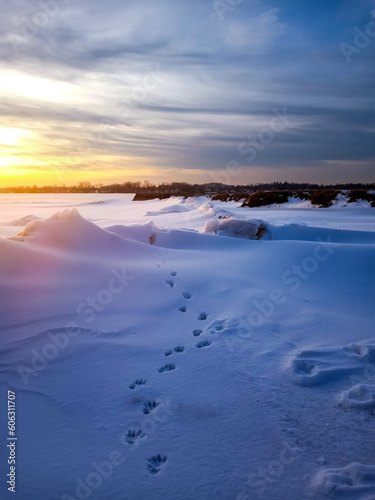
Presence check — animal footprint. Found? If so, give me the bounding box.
[158,364,176,373]
[198,312,208,321]
[179,306,187,312]
[124,429,142,445]
[170,271,177,277]
[129,379,147,390]
[193,329,202,337]
[147,455,167,475]
[165,350,173,357]
[166,279,175,288]
[289,346,366,387]
[209,320,225,332]
[312,463,375,497]
[345,343,375,361]
[196,340,212,349]
[143,401,160,415]
[174,346,185,353]
[183,292,192,300]
[208,318,250,337]
[338,384,375,411]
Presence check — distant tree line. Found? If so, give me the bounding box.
[1,180,374,196]
[234,189,375,208]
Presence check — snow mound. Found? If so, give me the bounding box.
[7,208,140,254]
[185,195,209,205]
[203,217,268,240]
[263,196,313,209]
[199,201,215,213]
[51,208,81,220]
[106,221,165,245]
[287,195,311,206]
[198,201,233,218]
[331,192,372,208]
[338,384,375,410]
[10,208,82,241]
[311,462,375,498]
[145,204,192,216]
[11,214,42,226]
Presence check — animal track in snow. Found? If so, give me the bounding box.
[288,343,375,387]
[345,342,375,361]
[170,271,177,277]
[165,346,184,357]
[208,318,250,337]
[209,319,225,333]
[129,379,147,390]
[158,364,176,373]
[338,384,375,411]
[198,312,208,321]
[196,340,212,349]
[143,401,160,414]
[193,329,202,337]
[179,306,187,312]
[312,462,375,497]
[146,455,167,475]
[123,429,142,445]
[183,292,192,300]
[166,279,175,288]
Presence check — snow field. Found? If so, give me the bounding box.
[0,195,374,499]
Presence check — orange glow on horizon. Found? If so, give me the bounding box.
[0,157,179,187]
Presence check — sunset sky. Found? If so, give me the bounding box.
[0,0,374,186]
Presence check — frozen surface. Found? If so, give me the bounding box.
[1,193,375,239]
[0,194,374,500]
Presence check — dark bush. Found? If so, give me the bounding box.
[241,190,295,208]
[309,190,340,208]
[211,193,247,202]
[347,189,375,207]
[295,191,311,201]
[133,193,171,201]
[230,193,248,202]
[211,194,230,201]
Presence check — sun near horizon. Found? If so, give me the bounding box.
[1,3,374,188]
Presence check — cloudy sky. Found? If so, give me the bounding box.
[0,0,374,186]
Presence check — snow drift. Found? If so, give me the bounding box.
[0,195,374,500]
[203,217,268,239]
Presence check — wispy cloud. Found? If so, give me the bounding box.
[0,0,374,184]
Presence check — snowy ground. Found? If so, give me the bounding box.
[0,194,374,500]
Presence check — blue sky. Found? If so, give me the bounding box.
[0,0,374,185]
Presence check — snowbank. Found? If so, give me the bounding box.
[145,204,193,216]
[9,208,133,254]
[202,217,268,239]
[0,196,374,500]
[11,214,42,226]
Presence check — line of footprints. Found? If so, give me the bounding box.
[126,270,216,475]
